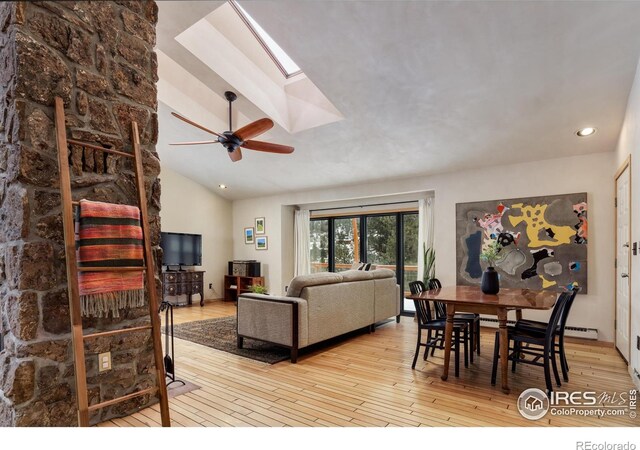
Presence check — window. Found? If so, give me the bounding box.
[310,219,329,273]
[310,211,420,315]
[334,217,360,272]
[230,1,303,78]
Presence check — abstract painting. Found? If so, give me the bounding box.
[456,193,587,293]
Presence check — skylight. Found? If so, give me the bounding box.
[230,1,302,78]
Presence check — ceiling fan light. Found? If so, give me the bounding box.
[219,184,227,189]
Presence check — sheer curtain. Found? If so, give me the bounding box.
[294,209,311,277]
[417,196,435,282]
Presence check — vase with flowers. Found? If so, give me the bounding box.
[480,239,502,294]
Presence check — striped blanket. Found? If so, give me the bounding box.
[77,200,145,318]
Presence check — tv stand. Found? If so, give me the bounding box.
[162,269,205,307]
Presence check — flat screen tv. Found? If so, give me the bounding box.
[160,232,202,267]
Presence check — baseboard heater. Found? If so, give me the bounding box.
[479,317,598,340]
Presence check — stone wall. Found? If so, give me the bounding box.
[0,1,161,426]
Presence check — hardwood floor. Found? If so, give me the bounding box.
[99,300,638,427]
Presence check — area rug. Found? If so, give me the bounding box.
[169,316,291,364]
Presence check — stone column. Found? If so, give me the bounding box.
[0,1,161,426]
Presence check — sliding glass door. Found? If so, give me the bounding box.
[365,215,397,270]
[310,211,419,315]
[402,214,419,312]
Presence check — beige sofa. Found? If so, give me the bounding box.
[237,269,401,362]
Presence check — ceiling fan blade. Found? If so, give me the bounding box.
[242,140,294,154]
[228,147,242,162]
[171,112,224,138]
[169,140,220,146]
[234,118,274,141]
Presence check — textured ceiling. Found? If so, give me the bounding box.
[157,1,640,200]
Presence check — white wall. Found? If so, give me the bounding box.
[161,167,233,300]
[615,57,640,387]
[232,200,284,292]
[233,152,616,341]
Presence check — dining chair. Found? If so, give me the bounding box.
[428,278,481,359]
[409,281,469,377]
[513,286,580,382]
[491,290,573,394]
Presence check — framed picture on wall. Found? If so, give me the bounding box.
[255,217,266,235]
[255,236,268,250]
[244,227,254,244]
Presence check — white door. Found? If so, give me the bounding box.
[616,164,631,362]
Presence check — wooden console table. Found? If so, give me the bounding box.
[224,275,264,302]
[162,270,205,307]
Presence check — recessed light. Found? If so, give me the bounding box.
[576,127,596,137]
[219,184,227,189]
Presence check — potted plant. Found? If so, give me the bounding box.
[480,239,502,294]
[423,244,436,287]
[250,284,268,295]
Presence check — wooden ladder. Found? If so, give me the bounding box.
[54,97,170,427]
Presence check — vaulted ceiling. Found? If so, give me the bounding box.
[157,1,640,200]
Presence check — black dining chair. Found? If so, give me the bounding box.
[513,287,580,382]
[429,278,481,359]
[491,289,576,394]
[409,281,469,377]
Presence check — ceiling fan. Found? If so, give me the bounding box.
[170,91,294,162]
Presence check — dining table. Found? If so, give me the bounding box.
[408,285,558,394]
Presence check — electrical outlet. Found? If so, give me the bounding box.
[98,352,111,372]
[209,283,213,289]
